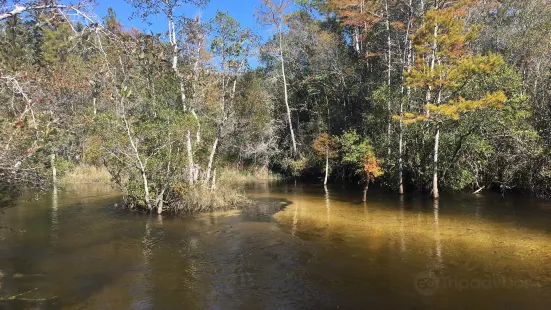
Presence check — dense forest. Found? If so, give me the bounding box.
[1,0,551,213]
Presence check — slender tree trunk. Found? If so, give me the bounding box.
[354,26,361,54]
[324,148,329,185]
[278,28,298,156]
[432,122,440,199]
[427,18,440,199]
[211,169,217,190]
[122,105,152,210]
[50,153,57,185]
[140,167,151,209]
[168,15,187,111]
[205,134,219,186]
[399,1,414,195]
[363,181,369,202]
[386,0,392,156]
[398,122,404,194]
[156,188,166,215]
[186,130,194,185]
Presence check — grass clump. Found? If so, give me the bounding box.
[59,165,112,185]
[218,166,282,184]
[161,183,250,214]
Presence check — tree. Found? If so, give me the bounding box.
[204,11,253,188]
[398,2,508,198]
[312,133,338,185]
[341,130,383,201]
[327,0,383,55]
[256,0,298,157]
[126,0,208,185]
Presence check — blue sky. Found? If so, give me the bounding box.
[87,0,299,67]
[92,0,281,38]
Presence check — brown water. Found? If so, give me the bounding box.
[1,183,551,309]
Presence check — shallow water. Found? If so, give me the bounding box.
[0,183,550,309]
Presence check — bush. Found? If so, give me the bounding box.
[162,183,250,214]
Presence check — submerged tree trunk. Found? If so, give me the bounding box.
[278,28,298,156]
[363,181,369,202]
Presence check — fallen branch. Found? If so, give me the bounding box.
[0,288,37,300]
[473,186,486,194]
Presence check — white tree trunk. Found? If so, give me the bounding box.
[50,153,57,185]
[324,148,329,185]
[278,28,298,156]
[205,135,219,186]
[186,130,194,185]
[354,26,361,54]
[168,15,187,112]
[432,122,440,199]
[431,19,441,199]
[124,117,151,210]
[211,169,217,190]
[386,0,392,156]
[399,2,413,195]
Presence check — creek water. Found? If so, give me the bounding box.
[0,183,550,309]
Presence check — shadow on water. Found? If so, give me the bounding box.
[241,197,293,222]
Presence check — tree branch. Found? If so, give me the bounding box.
[0,4,76,21]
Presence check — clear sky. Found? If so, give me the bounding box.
[92,0,276,37]
[86,0,299,67]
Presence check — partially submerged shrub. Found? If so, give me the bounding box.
[163,183,250,214]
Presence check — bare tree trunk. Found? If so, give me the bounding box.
[121,94,152,209]
[362,181,369,202]
[385,0,392,156]
[205,134,219,186]
[211,169,217,190]
[432,122,440,199]
[156,187,166,215]
[92,97,97,115]
[50,154,57,185]
[168,15,187,111]
[278,28,298,156]
[324,148,329,185]
[398,121,404,194]
[354,26,361,54]
[186,130,194,185]
[431,17,441,199]
[399,0,414,195]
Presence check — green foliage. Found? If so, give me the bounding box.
[2,0,551,205]
[340,130,383,182]
[42,21,74,65]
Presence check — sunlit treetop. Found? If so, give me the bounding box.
[396,1,508,124]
